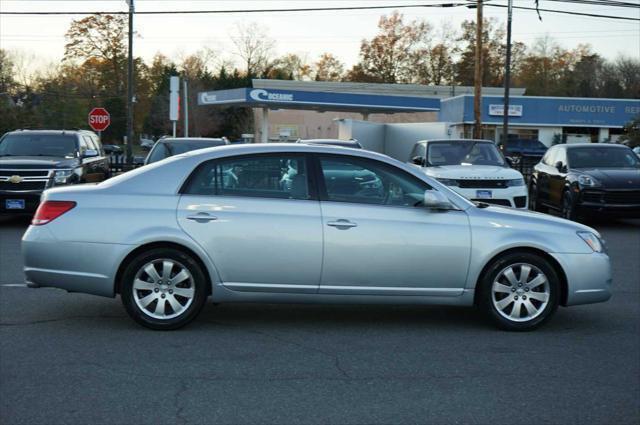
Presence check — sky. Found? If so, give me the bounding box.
[1,0,639,74]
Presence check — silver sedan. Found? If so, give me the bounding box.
[22,144,611,330]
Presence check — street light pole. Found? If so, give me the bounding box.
[502,0,513,146]
[473,0,483,139]
[126,0,134,166]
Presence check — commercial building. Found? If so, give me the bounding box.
[440,94,640,146]
[198,79,522,142]
[197,79,639,147]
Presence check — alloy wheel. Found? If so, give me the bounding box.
[132,259,195,320]
[491,263,550,322]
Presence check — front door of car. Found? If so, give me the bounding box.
[536,148,556,205]
[548,148,568,207]
[177,153,323,293]
[315,155,471,297]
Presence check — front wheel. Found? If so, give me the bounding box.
[479,252,560,331]
[529,182,545,212]
[120,248,208,330]
[562,190,579,221]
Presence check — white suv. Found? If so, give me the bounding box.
[408,139,528,209]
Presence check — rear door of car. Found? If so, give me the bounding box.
[314,153,471,296]
[177,153,323,293]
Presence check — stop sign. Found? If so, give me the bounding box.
[88,107,111,132]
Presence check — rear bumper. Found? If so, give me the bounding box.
[22,225,131,297]
[551,252,612,306]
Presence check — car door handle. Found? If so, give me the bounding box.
[186,213,218,223]
[327,219,357,229]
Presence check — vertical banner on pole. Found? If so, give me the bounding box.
[183,79,189,137]
[169,76,180,137]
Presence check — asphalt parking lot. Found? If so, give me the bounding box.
[1,215,639,425]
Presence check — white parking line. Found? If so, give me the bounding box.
[0,283,29,287]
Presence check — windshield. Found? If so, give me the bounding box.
[427,141,505,166]
[568,147,640,169]
[0,134,78,158]
[147,140,225,163]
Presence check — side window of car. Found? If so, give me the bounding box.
[542,148,556,166]
[147,143,168,163]
[183,154,311,200]
[556,149,567,168]
[83,136,97,151]
[91,136,104,155]
[409,144,426,161]
[318,155,432,207]
[78,136,89,155]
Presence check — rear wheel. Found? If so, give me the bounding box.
[120,248,208,330]
[479,252,560,331]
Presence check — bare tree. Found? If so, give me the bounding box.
[230,22,275,76]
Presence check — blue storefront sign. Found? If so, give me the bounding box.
[198,87,441,112]
[440,95,640,128]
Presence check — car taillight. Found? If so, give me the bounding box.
[32,201,76,226]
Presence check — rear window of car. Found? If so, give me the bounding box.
[0,134,78,158]
[147,140,226,163]
[182,154,311,200]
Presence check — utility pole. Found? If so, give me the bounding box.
[125,0,134,166]
[502,0,514,145]
[473,0,483,139]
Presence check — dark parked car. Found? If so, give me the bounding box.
[0,129,110,214]
[140,138,155,151]
[529,143,640,220]
[102,144,123,155]
[296,138,362,149]
[498,138,548,158]
[145,137,229,165]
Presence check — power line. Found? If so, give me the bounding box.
[543,0,640,8]
[1,1,637,21]
[0,3,468,15]
[479,3,640,21]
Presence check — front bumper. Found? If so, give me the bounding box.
[447,186,528,209]
[578,190,640,217]
[551,251,612,306]
[0,191,42,214]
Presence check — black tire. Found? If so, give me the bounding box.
[120,248,208,330]
[529,182,545,212]
[561,190,579,221]
[478,251,560,331]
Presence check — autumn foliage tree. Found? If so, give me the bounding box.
[353,11,432,83]
[314,53,345,81]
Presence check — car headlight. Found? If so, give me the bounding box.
[578,175,601,188]
[577,231,604,253]
[506,178,525,187]
[436,178,458,186]
[53,169,74,184]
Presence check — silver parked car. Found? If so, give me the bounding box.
[22,144,611,330]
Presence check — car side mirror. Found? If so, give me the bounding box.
[423,190,453,210]
[83,149,99,158]
[411,156,424,166]
[505,157,513,168]
[555,161,564,172]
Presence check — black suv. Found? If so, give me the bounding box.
[0,129,110,214]
[497,138,548,159]
[529,143,640,220]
